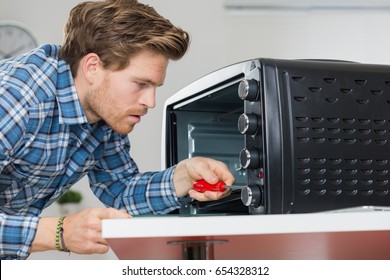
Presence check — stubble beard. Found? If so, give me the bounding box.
[84,77,146,135]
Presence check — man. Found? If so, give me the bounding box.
[0,0,233,259]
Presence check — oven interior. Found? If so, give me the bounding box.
[166,81,249,214]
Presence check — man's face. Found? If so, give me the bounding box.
[84,50,168,134]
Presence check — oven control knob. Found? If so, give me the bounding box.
[240,148,261,169]
[238,113,259,135]
[238,79,259,101]
[241,185,262,207]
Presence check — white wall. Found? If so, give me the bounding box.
[223,7,390,65]
[2,0,390,259]
[0,0,226,260]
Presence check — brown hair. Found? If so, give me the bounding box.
[59,0,190,76]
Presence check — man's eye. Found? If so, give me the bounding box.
[137,82,147,89]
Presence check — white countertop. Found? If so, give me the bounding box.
[102,211,390,260]
[103,211,390,238]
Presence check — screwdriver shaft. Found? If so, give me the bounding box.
[225,185,244,191]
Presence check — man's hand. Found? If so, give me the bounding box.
[31,208,131,254]
[173,157,235,201]
[63,208,131,254]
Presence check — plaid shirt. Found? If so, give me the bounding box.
[0,44,179,259]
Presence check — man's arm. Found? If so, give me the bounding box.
[88,133,234,215]
[88,133,181,215]
[30,217,57,252]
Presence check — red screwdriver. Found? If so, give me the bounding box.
[193,179,243,192]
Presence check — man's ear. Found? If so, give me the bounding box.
[81,53,101,83]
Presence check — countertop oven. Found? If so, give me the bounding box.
[162,58,390,215]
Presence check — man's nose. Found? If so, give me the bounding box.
[140,88,156,109]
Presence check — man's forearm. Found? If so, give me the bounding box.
[30,217,57,252]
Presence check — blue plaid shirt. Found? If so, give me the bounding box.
[0,44,180,259]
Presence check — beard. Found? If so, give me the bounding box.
[82,76,147,135]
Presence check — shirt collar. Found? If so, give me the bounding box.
[56,70,88,126]
[42,44,89,126]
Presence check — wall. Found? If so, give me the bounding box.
[0,0,226,260]
[1,0,390,259]
[223,7,390,65]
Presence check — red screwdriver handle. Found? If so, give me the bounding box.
[193,179,226,192]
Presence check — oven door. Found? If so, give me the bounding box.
[162,60,260,215]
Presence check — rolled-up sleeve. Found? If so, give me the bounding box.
[0,213,40,259]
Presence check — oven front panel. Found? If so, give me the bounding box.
[242,59,390,213]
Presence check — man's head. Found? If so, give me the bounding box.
[59,0,190,135]
[59,0,190,77]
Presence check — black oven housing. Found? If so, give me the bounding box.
[164,58,390,214]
